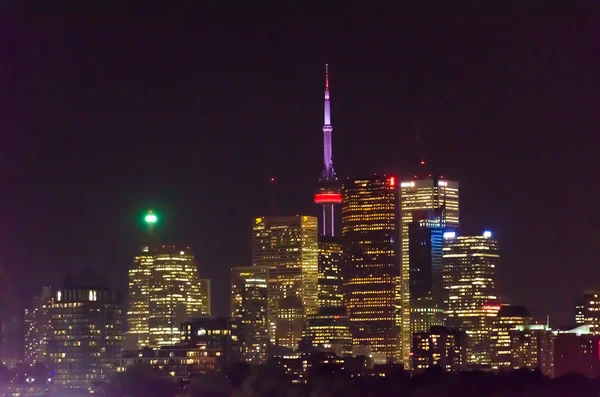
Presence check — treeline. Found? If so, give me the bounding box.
[103,363,600,397]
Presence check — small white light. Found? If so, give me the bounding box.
[443,231,456,239]
[180,251,185,255]
[483,231,492,238]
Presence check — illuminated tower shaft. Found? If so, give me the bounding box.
[314,64,342,236]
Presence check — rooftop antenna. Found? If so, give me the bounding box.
[269,176,278,216]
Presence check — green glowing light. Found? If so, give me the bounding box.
[145,213,158,224]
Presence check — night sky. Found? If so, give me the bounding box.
[1,13,599,326]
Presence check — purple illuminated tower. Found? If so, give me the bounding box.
[314,64,342,236]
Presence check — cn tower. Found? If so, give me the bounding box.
[314,64,342,236]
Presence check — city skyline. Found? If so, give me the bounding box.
[2,15,599,328]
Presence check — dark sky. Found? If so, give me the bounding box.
[1,13,599,326]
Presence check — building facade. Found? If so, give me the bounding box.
[199,279,212,317]
[180,317,243,366]
[126,245,209,350]
[443,231,499,368]
[24,287,53,364]
[407,217,445,338]
[49,287,121,389]
[412,326,467,373]
[252,216,319,350]
[554,325,600,378]
[1,315,23,368]
[318,237,344,309]
[301,307,353,357]
[489,305,538,370]
[230,266,269,363]
[510,324,554,377]
[575,291,600,334]
[399,177,459,367]
[342,176,398,363]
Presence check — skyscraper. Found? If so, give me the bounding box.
[575,291,600,333]
[126,245,210,350]
[301,236,352,357]
[49,281,121,389]
[317,237,344,309]
[443,231,499,367]
[342,175,399,363]
[314,64,342,237]
[231,266,269,363]
[200,279,212,316]
[24,286,53,364]
[399,177,459,367]
[252,216,319,350]
[407,216,445,337]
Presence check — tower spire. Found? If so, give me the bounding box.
[314,64,342,237]
[323,64,333,176]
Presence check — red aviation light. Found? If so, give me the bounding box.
[314,193,342,204]
[389,176,396,187]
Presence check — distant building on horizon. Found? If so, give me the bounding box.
[407,213,445,341]
[443,231,499,368]
[489,305,538,370]
[1,315,24,368]
[200,279,212,317]
[252,216,319,350]
[126,245,210,350]
[399,177,459,368]
[575,291,600,334]
[49,283,121,389]
[554,324,600,378]
[342,175,398,364]
[230,266,269,363]
[24,286,53,364]
[300,236,352,357]
[317,237,344,309]
[510,324,554,377]
[412,326,467,373]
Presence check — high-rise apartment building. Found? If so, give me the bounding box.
[443,231,499,368]
[575,291,600,333]
[399,177,459,367]
[49,284,121,389]
[127,245,210,350]
[24,287,53,364]
[231,266,269,363]
[489,305,538,370]
[252,216,319,350]
[342,176,398,363]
